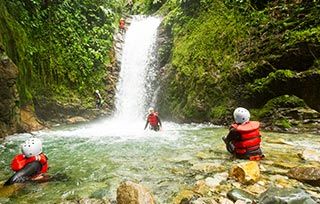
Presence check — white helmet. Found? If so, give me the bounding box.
[148,107,154,113]
[233,107,250,124]
[95,90,99,94]
[21,138,43,158]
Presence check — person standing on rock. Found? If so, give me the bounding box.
[222,107,264,160]
[94,90,103,109]
[119,18,126,33]
[144,107,162,131]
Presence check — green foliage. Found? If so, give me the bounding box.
[246,70,295,94]
[133,0,168,14]
[0,0,126,105]
[285,26,320,45]
[254,95,305,118]
[158,0,251,121]
[155,0,320,123]
[275,118,292,129]
[210,105,228,119]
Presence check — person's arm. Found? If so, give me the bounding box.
[222,128,240,154]
[225,128,240,143]
[157,116,162,127]
[144,119,149,130]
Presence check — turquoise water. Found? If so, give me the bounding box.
[0,121,226,203]
[1,120,320,203]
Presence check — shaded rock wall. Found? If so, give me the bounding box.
[0,45,20,137]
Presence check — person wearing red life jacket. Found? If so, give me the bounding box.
[222,107,264,160]
[5,138,48,185]
[144,107,162,131]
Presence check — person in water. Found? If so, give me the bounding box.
[144,107,162,131]
[94,90,103,109]
[5,138,48,185]
[222,107,264,160]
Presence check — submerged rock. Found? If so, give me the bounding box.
[66,116,88,124]
[116,181,155,204]
[0,182,24,198]
[191,197,218,204]
[259,187,316,204]
[218,198,234,204]
[288,166,320,186]
[298,149,320,163]
[245,183,267,195]
[172,189,200,204]
[229,161,260,184]
[226,188,257,203]
[191,162,225,174]
[269,175,295,188]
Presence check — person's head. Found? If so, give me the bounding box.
[148,107,154,114]
[233,107,250,124]
[21,138,43,158]
[95,90,99,94]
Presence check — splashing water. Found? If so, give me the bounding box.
[86,16,163,138]
[114,16,161,122]
[49,15,162,139]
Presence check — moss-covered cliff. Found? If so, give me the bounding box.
[0,0,128,104]
[137,0,320,129]
[0,0,128,137]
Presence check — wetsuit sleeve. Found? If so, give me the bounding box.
[225,128,241,143]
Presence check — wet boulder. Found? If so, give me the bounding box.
[172,189,200,204]
[227,188,257,203]
[298,149,320,163]
[20,105,45,132]
[0,182,24,198]
[66,116,88,124]
[191,162,225,174]
[191,197,218,204]
[229,161,260,184]
[259,187,316,204]
[116,181,155,204]
[218,198,234,204]
[288,166,320,187]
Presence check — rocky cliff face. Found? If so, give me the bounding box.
[0,45,20,138]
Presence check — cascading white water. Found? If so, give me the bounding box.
[9,16,166,139]
[113,16,161,122]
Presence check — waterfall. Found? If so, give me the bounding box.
[38,16,163,138]
[113,16,161,122]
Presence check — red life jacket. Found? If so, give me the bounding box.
[231,121,261,155]
[11,153,48,174]
[148,113,159,126]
